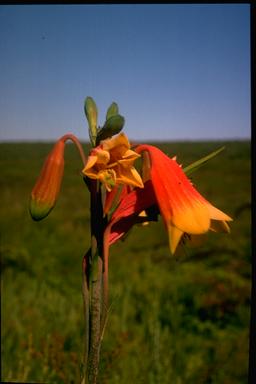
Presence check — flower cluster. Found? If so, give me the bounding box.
[29,98,233,384]
[29,92,233,256]
[30,130,232,255]
[85,133,232,255]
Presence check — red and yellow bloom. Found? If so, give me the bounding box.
[30,130,232,256]
[82,133,143,191]
[83,133,233,256]
[135,144,232,254]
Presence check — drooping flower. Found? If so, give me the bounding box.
[82,133,143,191]
[135,144,232,254]
[30,138,65,221]
[29,133,86,221]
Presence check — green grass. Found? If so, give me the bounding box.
[1,140,251,383]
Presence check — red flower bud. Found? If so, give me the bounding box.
[29,139,65,221]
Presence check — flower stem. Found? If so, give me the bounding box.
[61,133,87,166]
[81,249,90,384]
[102,223,111,329]
[86,179,104,384]
[88,249,103,383]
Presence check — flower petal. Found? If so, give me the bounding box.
[92,148,110,164]
[102,132,130,153]
[84,133,142,191]
[118,149,141,168]
[206,202,233,222]
[210,220,230,233]
[82,155,98,173]
[111,180,156,220]
[136,144,229,235]
[107,181,157,245]
[167,223,184,254]
[115,166,144,188]
[172,199,210,234]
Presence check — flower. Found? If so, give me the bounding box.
[102,180,158,295]
[82,133,143,191]
[135,144,232,254]
[106,180,157,245]
[30,138,65,221]
[29,133,87,221]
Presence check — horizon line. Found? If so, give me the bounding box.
[0,136,251,144]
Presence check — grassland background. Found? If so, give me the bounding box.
[1,140,251,384]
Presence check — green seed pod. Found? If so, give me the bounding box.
[96,114,125,144]
[84,97,98,146]
[106,102,119,120]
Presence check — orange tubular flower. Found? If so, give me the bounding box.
[82,133,143,191]
[135,144,233,254]
[29,133,86,222]
[30,138,65,221]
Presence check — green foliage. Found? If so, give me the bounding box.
[1,140,251,383]
[96,115,125,144]
[84,97,98,147]
[84,97,125,146]
[106,102,119,121]
[183,146,225,175]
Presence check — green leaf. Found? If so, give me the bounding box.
[96,114,125,144]
[84,97,98,147]
[183,146,225,176]
[106,102,119,120]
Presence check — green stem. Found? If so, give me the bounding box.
[86,179,105,384]
[81,249,90,384]
[88,250,103,383]
[101,223,112,331]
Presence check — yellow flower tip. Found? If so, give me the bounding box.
[82,155,97,173]
[167,202,232,254]
[168,224,183,254]
[172,200,211,235]
[207,202,233,222]
[122,149,141,160]
[29,139,65,221]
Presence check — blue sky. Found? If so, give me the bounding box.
[0,4,250,142]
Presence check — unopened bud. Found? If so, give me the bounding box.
[29,139,65,221]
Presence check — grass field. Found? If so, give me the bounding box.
[1,140,251,383]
